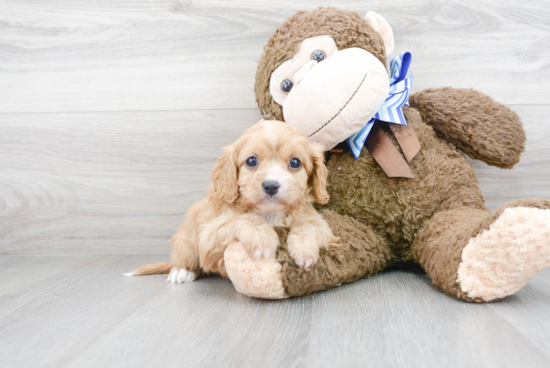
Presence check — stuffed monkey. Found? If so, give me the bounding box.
[222,7,550,302]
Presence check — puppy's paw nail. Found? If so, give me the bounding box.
[294,258,304,268]
[290,253,317,269]
[253,249,262,259]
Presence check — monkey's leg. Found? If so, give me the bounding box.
[224,210,392,299]
[413,199,550,302]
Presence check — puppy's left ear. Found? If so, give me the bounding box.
[309,143,329,204]
[211,143,239,204]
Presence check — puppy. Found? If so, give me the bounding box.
[127,120,337,283]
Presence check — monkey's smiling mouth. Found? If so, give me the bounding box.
[280,46,391,150]
[308,72,368,138]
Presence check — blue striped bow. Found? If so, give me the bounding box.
[347,52,414,159]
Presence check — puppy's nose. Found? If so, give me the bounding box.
[263,180,280,196]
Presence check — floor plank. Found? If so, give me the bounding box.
[306,271,550,367]
[488,269,550,354]
[0,255,549,368]
[0,255,168,368]
[0,255,107,319]
[1,0,549,112]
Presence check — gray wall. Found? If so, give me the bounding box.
[1,0,549,254]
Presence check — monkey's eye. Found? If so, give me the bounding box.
[289,157,302,169]
[281,79,293,94]
[311,50,326,62]
[246,156,258,168]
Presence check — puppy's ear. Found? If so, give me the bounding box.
[309,143,329,204]
[211,143,239,204]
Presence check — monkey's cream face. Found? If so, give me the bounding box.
[269,35,390,150]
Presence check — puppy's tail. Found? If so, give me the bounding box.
[124,262,172,276]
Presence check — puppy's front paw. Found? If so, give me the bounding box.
[287,232,320,269]
[239,224,279,260]
[167,267,196,284]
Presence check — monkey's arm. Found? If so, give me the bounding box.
[409,87,525,168]
[224,210,392,299]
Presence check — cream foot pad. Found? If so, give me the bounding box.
[457,207,550,301]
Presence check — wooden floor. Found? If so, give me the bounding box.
[2,0,550,367]
[0,255,548,368]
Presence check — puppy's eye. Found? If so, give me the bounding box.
[281,79,293,94]
[311,50,326,62]
[245,157,258,168]
[289,157,302,169]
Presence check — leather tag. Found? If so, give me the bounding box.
[365,122,415,178]
[389,124,421,162]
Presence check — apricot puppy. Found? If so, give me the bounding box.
[128,120,337,283]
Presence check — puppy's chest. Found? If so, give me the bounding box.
[256,211,289,227]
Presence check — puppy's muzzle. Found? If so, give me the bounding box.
[263,180,280,197]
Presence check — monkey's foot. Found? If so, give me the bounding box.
[224,241,288,299]
[457,207,550,301]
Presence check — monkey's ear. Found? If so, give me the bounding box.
[365,11,395,57]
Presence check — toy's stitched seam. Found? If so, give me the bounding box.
[308,72,368,138]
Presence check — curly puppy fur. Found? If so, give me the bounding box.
[128,120,337,281]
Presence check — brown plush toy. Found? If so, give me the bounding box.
[222,7,550,302]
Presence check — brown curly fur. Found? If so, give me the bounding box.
[275,100,545,299]
[321,107,487,259]
[413,198,550,303]
[252,7,547,301]
[275,210,391,297]
[409,87,526,168]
